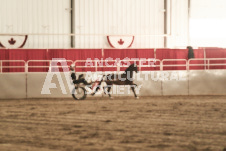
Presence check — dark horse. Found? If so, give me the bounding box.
[92,63,139,98]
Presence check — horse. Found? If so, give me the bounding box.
[92,63,139,98]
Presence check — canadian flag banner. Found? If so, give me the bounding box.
[0,35,28,48]
[107,35,134,49]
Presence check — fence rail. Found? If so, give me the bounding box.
[0,60,26,72]
[27,60,73,72]
[1,58,226,73]
[188,58,226,70]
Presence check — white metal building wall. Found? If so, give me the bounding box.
[0,0,71,48]
[73,0,189,49]
[167,0,189,48]
[74,0,165,48]
[0,0,189,48]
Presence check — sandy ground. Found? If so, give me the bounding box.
[0,96,226,151]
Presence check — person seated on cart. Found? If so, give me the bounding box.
[70,64,91,85]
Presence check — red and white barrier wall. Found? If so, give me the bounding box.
[1,47,226,72]
[1,48,226,99]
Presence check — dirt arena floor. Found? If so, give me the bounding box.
[0,96,226,151]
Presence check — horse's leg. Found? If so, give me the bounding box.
[91,76,105,96]
[107,85,112,98]
[103,86,108,95]
[91,82,102,96]
[131,85,138,99]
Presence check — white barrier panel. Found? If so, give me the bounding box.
[134,71,162,96]
[0,73,26,99]
[27,72,73,98]
[27,71,164,98]
[162,71,189,95]
[3,70,226,99]
[189,70,226,95]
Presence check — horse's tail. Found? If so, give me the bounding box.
[91,75,105,96]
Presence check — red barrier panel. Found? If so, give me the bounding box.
[136,49,157,71]
[75,61,96,72]
[103,49,137,59]
[136,49,155,59]
[103,49,156,71]
[205,48,226,58]
[2,48,226,72]
[156,49,188,60]
[1,60,26,72]
[48,49,102,72]
[0,49,8,60]
[162,60,187,70]
[103,49,155,59]
[28,61,49,72]
[189,49,205,70]
[27,49,48,72]
[103,49,136,71]
[139,59,160,71]
[48,49,102,60]
[0,49,8,72]
[7,49,48,72]
[8,49,28,72]
[156,49,188,70]
[205,48,226,69]
[193,49,204,58]
[7,49,47,61]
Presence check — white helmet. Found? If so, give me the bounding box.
[70,64,75,71]
[70,64,75,68]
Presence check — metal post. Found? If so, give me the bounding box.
[71,0,75,48]
[187,0,191,46]
[204,48,207,70]
[0,61,2,73]
[187,60,190,70]
[208,60,210,70]
[49,60,51,72]
[95,60,98,72]
[164,0,167,48]
[160,60,163,71]
[101,48,104,58]
[117,61,120,73]
[25,61,28,73]
[186,60,188,70]
[154,48,156,58]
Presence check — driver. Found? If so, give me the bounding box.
[70,64,91,85]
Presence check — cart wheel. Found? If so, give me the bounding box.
[72,87,87,100]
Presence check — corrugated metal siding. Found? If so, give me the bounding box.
[0,0,71,48]
[74,0,165,48]
[167,0,189,48]
[0,0,189,48]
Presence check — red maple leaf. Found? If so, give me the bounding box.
[8,38,16,45]
[118,39,124,45]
